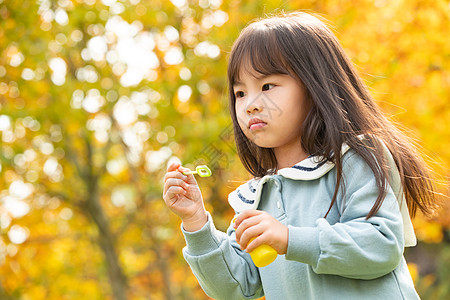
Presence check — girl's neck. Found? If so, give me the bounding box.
[273,143,309,170]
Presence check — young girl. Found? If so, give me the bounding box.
[163,12,436,299]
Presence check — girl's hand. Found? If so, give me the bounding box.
[233,210,289,255]
[163,162,207,232]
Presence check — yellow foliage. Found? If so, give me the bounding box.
[414,216,444,243]
[408,262,419,283]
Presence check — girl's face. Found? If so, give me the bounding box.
[233,67,310,158]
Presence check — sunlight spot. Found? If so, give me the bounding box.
[70,30,83,43]
[194,41,220,59]
[110,2,125,14]
[26,170,39,183]
[134,121,151,141]
[87,36,108,61]
[76,65,99,83]
[179,67,192,80]
[101,0,117,6]
[177,85,192,102]
[107,157,127,175]
[199,0,210,9]
[2,196,30,218]
[87,113,111,143]
[21,68,35,80]
[23,116,40,131]
[106,50,119,64]
[105,16,159,86]
[210,0,223,9]
[43,158,63,183]
[131,91,151,115]
[197,80,210,94]
[1,213,12,229]
[10,53,24,67]
[55,8,69,25]
[8,225,29,244]
[9,180,33,199]
[55,33,67,45]
[120,71,142,87]
[164,25,179,42]
[122,127,141,149]
[164,46,184,65]
[0,115,11,131]
[111,186,136,211]
[12,162,23,175]
[170,0,186,8]
[213,10,228,27]
[40,142,54,155]
[71,89,84,109]
[59,208,73,220]
[82,89,105,113]
[48,57,67,86]
[0,83,8,95]
[156,131,168,144]
[2,130,15,143]
[113,97,138,126]
[43,158,58,176]
[145,147,172,172]
[86,113,112,132]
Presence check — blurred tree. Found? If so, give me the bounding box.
[0,0,240,298]
[0,0,449,299]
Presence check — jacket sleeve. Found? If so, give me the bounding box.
[285,150,405,280]
[182,212,264,300]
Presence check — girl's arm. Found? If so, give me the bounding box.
[182,213,264,299]
[163,163,263,299]
[286,150,405,280]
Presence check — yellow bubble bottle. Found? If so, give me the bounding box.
[248,237,278,267]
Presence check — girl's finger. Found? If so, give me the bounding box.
[239,224,265,251]
[245,235,265,253]
[236,215,269,248]
[234,210,263,229]
[164,178,189,194]
[164,186,187,203]
[167,162,181,172]
[164,170,188,183]
[235,214,261,242]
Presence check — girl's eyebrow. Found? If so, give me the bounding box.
[233,81,244,87]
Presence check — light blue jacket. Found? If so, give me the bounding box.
[182,143,420,299]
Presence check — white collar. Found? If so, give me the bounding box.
[228,140,416,247]
[228,144,350,213]
[229,143,352,212]
[277,143,351,181]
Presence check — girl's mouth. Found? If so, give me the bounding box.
[248,118,267,130]
[250,123,267,130]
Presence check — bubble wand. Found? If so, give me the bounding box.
[182,165,212,177]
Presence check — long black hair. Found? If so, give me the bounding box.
[227,12,437,218]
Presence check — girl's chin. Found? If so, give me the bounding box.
[248,137,275,149]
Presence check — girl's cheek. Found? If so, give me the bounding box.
[237,118,247,133]
[235,110,245,128]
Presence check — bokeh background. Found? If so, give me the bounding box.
[0,0,449,299]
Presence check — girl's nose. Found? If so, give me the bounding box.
[246,93,264,114]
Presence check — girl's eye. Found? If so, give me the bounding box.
[235,91,245,98]
[262,83,275,91]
